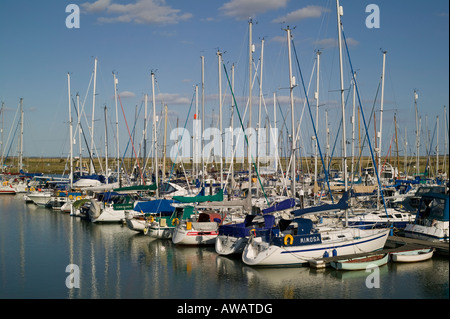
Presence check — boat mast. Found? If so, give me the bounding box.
[351,72,356,185]
[113,72,120,185]
[151,71,159,197]
[104,105,108,184]
[201,56,205,187]
[444,106,448,178]
[285,26,296,197]
[217,50,223,189]
[67,73,73,189]
[144,93,148,173]
[377,51,387,208]
[314,50,321,194]
[336,0,347,195]
[90,57,98,175]
[257,38,265,196]
[19,98,23,172]
[414,90,419,176]
[436,115,439,177]
[77,93,83,177]
[248,18,253,199]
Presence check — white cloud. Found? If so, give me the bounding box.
[220,0,288,20]
[157,93,190,105]
[81,0,111,13]
[81,0,192,25]
[118,91,136,98]
[272,5,329,23]
[314,37,359,49]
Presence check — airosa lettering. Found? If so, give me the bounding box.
[177,302,273,316]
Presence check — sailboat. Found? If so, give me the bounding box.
[242,0,391,266]
[242,192,390,266]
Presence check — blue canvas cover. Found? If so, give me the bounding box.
[262,198,296,214]
[134,199,177,214]
[292,191,349,217]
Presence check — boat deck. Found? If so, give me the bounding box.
[309,235,449,268]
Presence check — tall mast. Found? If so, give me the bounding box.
[90,57,98,174]
[351,72,356,184]
[217,50,223,189]
[285,26,296,197]
[377,51,387,207]
[336,0,347,195]
[414,90,419,176]
[104,106,108,184]
[113,72,120,185]
[194,84,199,180]
[314,50,321,187]
[144,93,148,172]
[67,73,73,188]
[444,106,448,178]
[19,98,24,172]
[151,71,159,197]
[248,18,253,198]
[77,93,82,176]
[201,56,205,186]
[257,38,265,196]
[436,116,439,177]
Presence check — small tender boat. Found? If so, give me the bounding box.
[390,247,434,263]
[330,253,389,271]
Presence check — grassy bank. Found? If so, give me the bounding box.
[3,155,448,178]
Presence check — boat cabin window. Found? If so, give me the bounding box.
[418,197,446,222]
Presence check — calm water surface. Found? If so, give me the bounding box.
[0,194,448,299]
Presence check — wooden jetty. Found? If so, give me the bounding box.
[309,236,449,269]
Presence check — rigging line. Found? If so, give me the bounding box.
[117,93,145,185]
[72,97,96,175]
[424,119,437,176]
[223,62,269,205]
[342,29,389,217]
[166,88,195,185]
[291,38,334,203]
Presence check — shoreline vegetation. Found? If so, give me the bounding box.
[2,156,448,178]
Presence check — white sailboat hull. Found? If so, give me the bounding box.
[215,235,248,255]
[172,222,219,245]
[242,228,390,266]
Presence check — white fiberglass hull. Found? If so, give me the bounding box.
[90,206,126,223]
[242,228,390,266]
[149,226,174,239]
[404,222,449,242]
[172,222,219,245]
[28,192,52,206]
[215,235,248,255]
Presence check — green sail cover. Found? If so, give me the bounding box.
[172,188,223,203]
[113,184,157,192]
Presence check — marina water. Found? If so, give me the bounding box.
[1,194,448,299]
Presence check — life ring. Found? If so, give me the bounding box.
[2,181,8,186]
[76,196,82,201]
[143,227,149,235]
[29,187,35,192]
[284,234,294,246]
[149,215,155,223]
[250,228,256,237]
[172,218,179,226]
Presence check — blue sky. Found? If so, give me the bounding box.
[0,0,448,166]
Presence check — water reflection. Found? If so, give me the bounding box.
[0,194,448,299]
